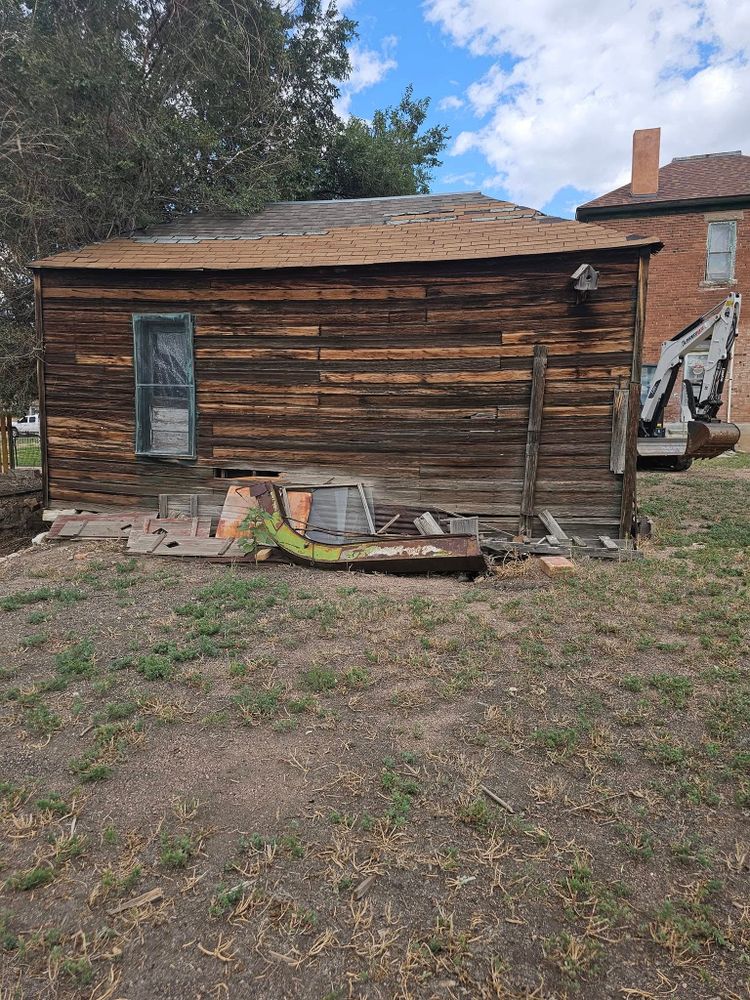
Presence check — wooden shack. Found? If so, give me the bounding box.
[31,193,661,538]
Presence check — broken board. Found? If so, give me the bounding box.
[48,513,136,539]
[127,517,213,554]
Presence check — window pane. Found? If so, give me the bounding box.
[305,486,375,543]
[137,385,191,455]
[640,364,657,406]
[707,251,731,280]
[137,318,191,386]
[133,313,195,457]
[706,222,736,281]
[708,223,732,253]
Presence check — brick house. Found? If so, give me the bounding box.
[577,129,750,448]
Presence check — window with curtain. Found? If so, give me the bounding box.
[132,313,196,458]
[705,221,736,282]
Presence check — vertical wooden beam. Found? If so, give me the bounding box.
[518,344,548,536]
[0,415,10,474]
[620,252,651,538]
[630,252,649,387]
[33,272,49,507]
[610,386,629,475]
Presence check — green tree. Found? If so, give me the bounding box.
[0,1,448,411]
[312,85,449,200]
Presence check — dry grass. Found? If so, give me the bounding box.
[1,455,749,998]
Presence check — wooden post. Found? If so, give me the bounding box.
[620,252,650,538]
[33,272,49,506]
[0,415,11,474]
[518,344,548,536]
[610,386,629,475]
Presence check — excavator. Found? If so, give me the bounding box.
[637,293,741,471]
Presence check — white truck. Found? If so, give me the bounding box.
[11,412,41,438]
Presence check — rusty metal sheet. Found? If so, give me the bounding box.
[216,486,259,539]
[244,481,486,574]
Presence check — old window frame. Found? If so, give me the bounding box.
[705,221,737,283]
[132,312,196,459]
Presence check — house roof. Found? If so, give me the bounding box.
[578,151,750,214]
[31,192,660,272]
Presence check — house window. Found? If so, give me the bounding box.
[133,313,196,458]
[640,364,657,407]
[705,221,736,282]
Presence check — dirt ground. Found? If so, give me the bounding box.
[1,457,749,999]
[0,470,43,556]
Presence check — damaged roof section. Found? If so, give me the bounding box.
[31,191,661,271]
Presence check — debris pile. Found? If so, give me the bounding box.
[41,479,640,574]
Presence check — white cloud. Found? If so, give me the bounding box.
[442,171,478,186]
[335,38,398,117]
[423,0,750,208]
[438,95,465,110]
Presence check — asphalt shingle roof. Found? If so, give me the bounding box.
[32,191,660,271]
[578,152,750,213]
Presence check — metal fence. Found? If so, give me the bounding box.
[12,432,42,469]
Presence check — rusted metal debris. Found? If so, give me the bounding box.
[43,482,638,573]
[239,481,486,574]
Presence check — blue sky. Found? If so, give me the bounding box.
[338,0,750,219]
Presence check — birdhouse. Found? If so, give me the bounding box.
[570,263,599,303]
[571,263,599,292]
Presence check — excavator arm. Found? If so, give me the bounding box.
[640,293,740,435]
[638,294,741,469]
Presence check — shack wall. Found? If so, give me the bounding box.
[38,249,643,531]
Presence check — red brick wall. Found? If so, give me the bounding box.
[579,206,749,424]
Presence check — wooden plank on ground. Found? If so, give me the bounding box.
[150,537,234,558]
[518,344,548,535]
[48,514,136,538]
[141,516,211,537]
[414,512,444,535]
[598,535,619,550]
[538,509,569,541]
[126,531,163,554]
[77,520,134,538]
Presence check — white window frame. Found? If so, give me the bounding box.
[705,220,737,284]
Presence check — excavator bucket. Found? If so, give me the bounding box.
[685,420,740,459]
[637,420,739,470]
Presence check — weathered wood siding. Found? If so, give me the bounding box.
[39,248,643,531]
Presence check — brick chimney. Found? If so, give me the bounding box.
[631,128,661,196]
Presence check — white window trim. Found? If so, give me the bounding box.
[704,220,737,284]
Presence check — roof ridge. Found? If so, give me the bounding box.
[671,151,743,162]
[270,190,486,206]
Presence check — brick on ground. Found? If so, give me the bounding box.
[539,555,576,578]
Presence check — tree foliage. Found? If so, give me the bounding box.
[312,86,449,200]
[0,0,448,411]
